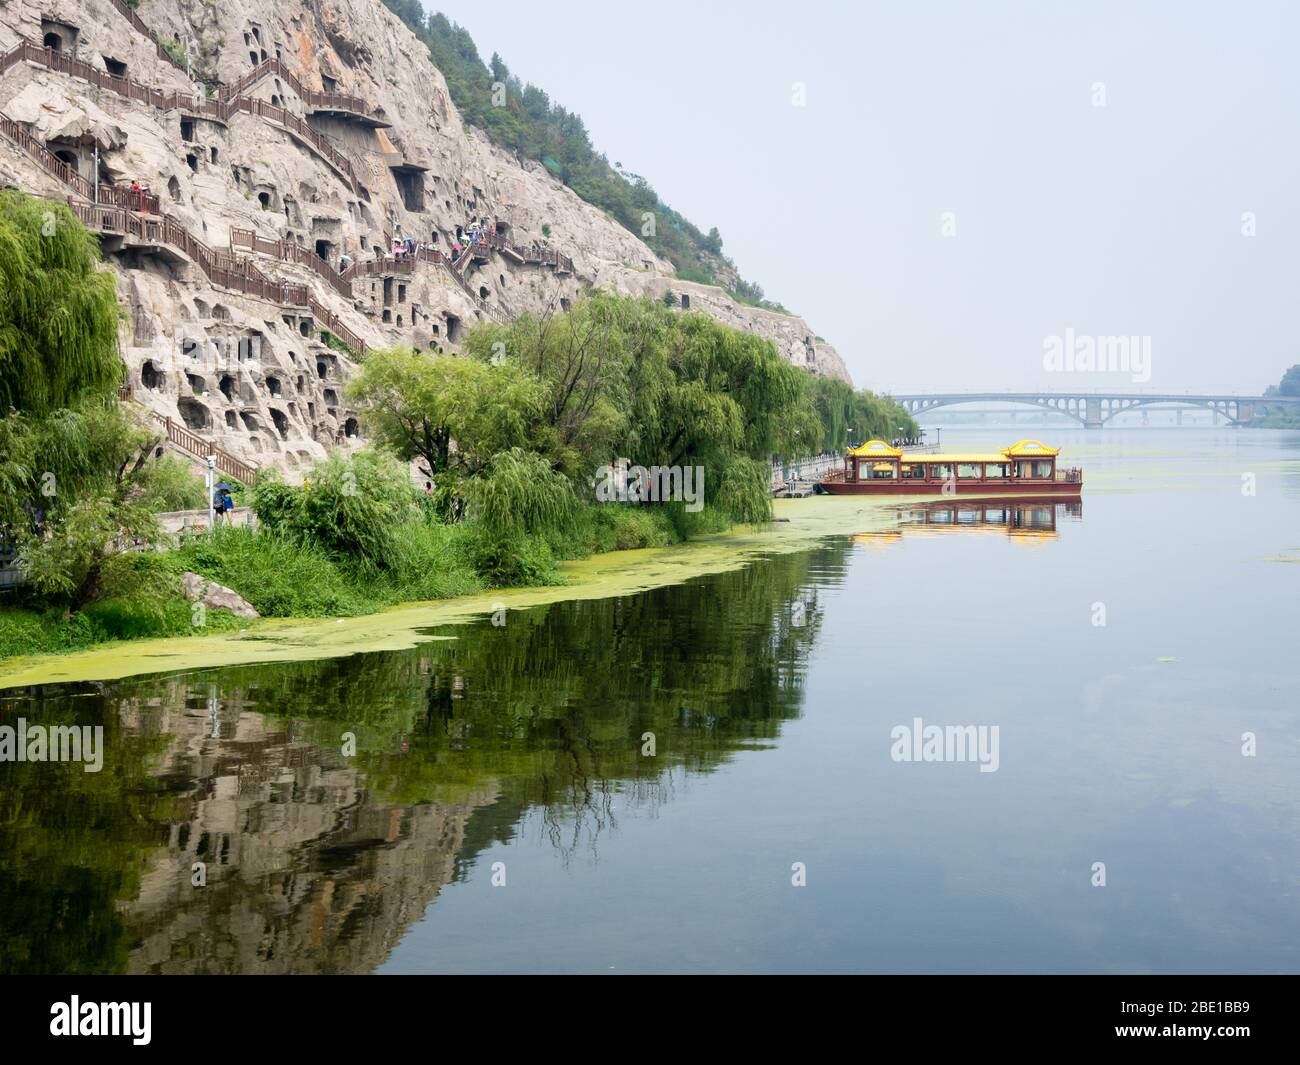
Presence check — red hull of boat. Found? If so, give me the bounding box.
[818,480,1083,497]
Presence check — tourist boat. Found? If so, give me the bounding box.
[817,439,1083,496]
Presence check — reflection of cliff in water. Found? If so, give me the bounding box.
[0,545,844,974]
[122,681,497,974]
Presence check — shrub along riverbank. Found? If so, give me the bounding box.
[0,191,915,661]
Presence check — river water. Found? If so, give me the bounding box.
[1,427,1297,974]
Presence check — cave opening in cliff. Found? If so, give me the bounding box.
[445,314,462,343]
[219,375,235,401]
[178,398,211,431]
[479,286,490,300]
[344,418,359,438]
[391,166,426,213]
[270,409,289,439]
[43,34,62,52]
[180,118,194,141]
[140,361,164,390]
[52,149,79,175]
[103,57,127,79]
[315,239,333,263]
[186,154,199,173]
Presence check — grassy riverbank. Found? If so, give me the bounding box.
[0,500,719,659]
[0,496,902,689]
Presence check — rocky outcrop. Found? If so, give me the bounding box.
[180,571,260,619]
[0,0,851,480]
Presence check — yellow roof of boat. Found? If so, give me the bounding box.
[848,438,1062,463]
[899,453,1009,464]
[846,439,902,457]
[1003,439,1060,457]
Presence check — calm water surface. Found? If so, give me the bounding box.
[2,428,1298,974]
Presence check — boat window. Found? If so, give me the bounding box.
[901,464,926,480]
[928,464,952,481]
[984,463,1010,479]
[870,462,897,480]
[957,463,983,479]
[1033,460,1053,478]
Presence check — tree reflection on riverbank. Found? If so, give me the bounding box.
[0,542,848,973]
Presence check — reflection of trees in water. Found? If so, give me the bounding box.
[0,540,852,972]
[403,545,843,847]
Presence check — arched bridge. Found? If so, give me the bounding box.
[892,392,1300,428]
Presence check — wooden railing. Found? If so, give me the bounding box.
[218,57,382,125]
[152,414,258,484]
[230,228,353,298]
[106,0,193,77]
[0,40,365,196]
[2,37,577,344]
[62,200,369,354]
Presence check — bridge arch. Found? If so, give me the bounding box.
[894,393,1257,427]
[898,395,1090,426]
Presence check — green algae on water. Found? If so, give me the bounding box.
[0,496,901,690]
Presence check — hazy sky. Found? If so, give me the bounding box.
[427,1,1298,393]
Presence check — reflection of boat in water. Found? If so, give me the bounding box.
[851,498,1082,546]
[819,439,1084,497]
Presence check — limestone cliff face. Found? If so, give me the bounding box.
[0,0,849,475]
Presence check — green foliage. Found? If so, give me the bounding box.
[0,551,244,656]
[347,347,546,514]
[375,520,482,601]
[464,448,576,585]
[136,455,207,512]
[466,447,576,541]
[809,376,918,452]
[563,503,678,555]
[2,400,166,612]
[716,457,778,526]
[253,450,420,573]
[320,330,355,356]
[160,38,190,72]
[173,525,369,617]
[0,191,122,417]
[299,450,417,570]
[1279,365,1300,397]
[381,3,783,309]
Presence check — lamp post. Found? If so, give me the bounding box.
[206,456,216,532]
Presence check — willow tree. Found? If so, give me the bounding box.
[0,191,123,415]
[347,348,545,484]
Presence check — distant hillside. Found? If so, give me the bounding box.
[383,1,788,313]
